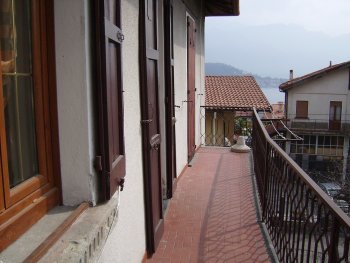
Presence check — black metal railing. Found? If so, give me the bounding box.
[286,114,350,133]
[252,108,350,263]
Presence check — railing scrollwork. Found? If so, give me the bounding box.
[252,108,350,263]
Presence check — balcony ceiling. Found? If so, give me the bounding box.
[205,0,240,16]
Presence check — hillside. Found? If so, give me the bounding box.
[205,63,287,90]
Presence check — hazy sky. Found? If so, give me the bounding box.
[238,0,350,37]
[205,0,350,79]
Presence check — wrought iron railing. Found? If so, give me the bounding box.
[252,108,350,263]
[286,114,350,133]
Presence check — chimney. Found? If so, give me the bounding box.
[329,61,332,67]
[289,69,293,80]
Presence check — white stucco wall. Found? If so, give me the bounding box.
[286,68,350,122]
[54,0,98,206]
[173,0,188,173]
[55,0,146,261]
[173,0,205,174]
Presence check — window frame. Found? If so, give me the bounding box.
[0,0,60,251]
[0,0,52,207]
[295,100,308,119]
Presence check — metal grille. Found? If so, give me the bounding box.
[252,108,350,263]
[200,107,252,147]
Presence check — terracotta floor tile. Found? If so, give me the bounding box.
[145,148,271,263]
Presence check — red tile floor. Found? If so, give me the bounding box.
[145,147,271,263]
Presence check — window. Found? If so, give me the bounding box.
[0,0,59,251]
[290,135,344,156]
[296,100,308,118]
[317,135,343,156]
[290,135,316,154]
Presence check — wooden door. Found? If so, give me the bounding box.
[329,101,342,131]
[94,0,126,200]
[187,16,196,162]
[164,0,176,198]
[140,0,164,254]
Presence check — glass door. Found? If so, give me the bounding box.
[329,101,342,131]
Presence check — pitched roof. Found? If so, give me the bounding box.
[205,76,271,110]
[280,61,350,91]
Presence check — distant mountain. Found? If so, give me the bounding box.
[205,63,287,103]
[205,63,287,90]
[205,21,350,78]
[205,63,247,76]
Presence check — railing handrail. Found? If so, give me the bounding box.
[288,118,350,123]
[288,116,350,124]
[253,107,350,227]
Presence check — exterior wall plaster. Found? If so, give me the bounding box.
[173,0,204,173]
[54,0,97,206]
[287,68,349,122]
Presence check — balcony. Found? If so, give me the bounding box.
[145,147,272,263]
[145,109,350,263]
[287,114,350,134]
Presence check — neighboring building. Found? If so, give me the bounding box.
[0,0,240,262]
[280,61,350,181]
[204,76,271,146]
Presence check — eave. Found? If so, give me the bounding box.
[205,0,240,16]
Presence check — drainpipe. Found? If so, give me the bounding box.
[342,136,349,182]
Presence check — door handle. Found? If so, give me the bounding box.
[141,119,153,124]
[119,178,125,191]
[152,143,160,151]
[150,134,161,150]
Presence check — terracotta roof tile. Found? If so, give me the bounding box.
[205,76,271,110]
[280,61,350,91]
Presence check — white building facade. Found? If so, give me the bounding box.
[281,62,350,181]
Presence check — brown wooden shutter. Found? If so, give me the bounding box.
[296,101,308,118]
[187,16,196,162]
[164,0,176,198]
[329,101,342,130]
[94,0,126,200]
